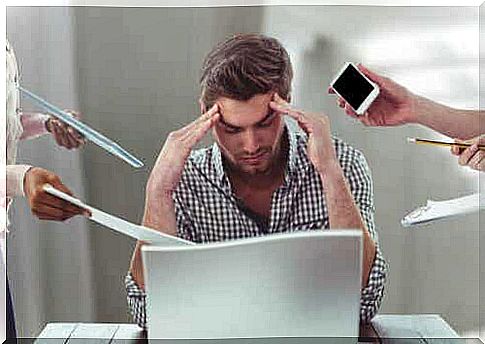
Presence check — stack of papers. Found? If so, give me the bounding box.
[401,193,484,227]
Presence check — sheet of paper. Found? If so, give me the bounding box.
[43,185,193,246]
[19,86,144,168]
[401,193,484,227]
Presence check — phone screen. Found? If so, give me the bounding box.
[332,64,375,111]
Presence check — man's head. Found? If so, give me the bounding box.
[199,34,293,176]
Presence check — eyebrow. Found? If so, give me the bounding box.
[219,110,275,130]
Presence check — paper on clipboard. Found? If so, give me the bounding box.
[401,193,485,227]
[43,185,194,246]
[19,86,144,168]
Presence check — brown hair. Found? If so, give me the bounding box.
[200,33,293,108]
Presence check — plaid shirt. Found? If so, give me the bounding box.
[125,123,388,329]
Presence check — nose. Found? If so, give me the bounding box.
[242,129,260,154]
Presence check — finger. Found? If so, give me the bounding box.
[35,192,86,216]
[458,144,479,166]
[337,97,346,108]
[356,64,386,86]
[468,150,484,170]
[67,125,86,142]
[65,127,82,149]
[57,123,78,149]
[271,102,313,133]
[186,113,220,145]
[327,86,335,95]
[344,103,357,117]
[49,180,74,197]
[178,104,219,136]
[53,122,71,148]
[64,109,80,119]
[35,203,82,220]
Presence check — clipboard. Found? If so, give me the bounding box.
[401,193,484,227]
[19,86,144,168]
[43,185,193,246]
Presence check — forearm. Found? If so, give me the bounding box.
[319,161,376,286]
[19,112,50,140]
[414,97,483,140]
[129,183,178,289]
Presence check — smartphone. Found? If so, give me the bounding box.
[330,62,380,115]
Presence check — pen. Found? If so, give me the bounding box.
[407,137,485,151]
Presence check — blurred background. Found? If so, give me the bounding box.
[6,5,482,338]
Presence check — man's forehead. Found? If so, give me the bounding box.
[217,93,274,127]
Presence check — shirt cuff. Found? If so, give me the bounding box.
[6,165,33,197]
[20,112,50,139]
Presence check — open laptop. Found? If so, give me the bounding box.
[142,230,362,340]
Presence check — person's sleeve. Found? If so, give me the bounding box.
[6,164,32,198]
[125,272,147,330]
[19,112,50,140]
[344,150,388,323]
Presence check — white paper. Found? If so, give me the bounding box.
[401,193,484,227]
[43,185,194,246]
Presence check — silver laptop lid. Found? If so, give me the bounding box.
[142,230,362,339]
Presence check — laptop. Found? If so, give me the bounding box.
[142,230,362,340]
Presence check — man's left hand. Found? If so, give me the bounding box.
[270,93,338,174]
[46,110,86,150]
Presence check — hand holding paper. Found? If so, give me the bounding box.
[43,185,194,246]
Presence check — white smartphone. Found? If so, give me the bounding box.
[330,62,380,115]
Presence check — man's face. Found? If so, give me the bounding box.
[210,93,285,176]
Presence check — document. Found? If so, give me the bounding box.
[19,86,144,168]
[43,185,193,246]
[401,193,484,227]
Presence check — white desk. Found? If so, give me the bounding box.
[33,315,470,344]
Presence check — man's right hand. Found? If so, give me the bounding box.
[147,104,220,195]
[328,64,421,127]
[23,167,88,221]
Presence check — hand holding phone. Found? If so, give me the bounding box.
[329,62,380,115]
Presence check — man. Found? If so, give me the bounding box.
[330,64,484,172]
[126,34,388,329]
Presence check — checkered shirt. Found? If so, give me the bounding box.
[125,124,388,329]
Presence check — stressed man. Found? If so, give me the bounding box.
[126,34,388,329]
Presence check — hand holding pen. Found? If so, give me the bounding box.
[451,134,485,172]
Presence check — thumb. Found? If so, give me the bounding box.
[49,177,74,197]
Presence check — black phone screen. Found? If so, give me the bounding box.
[332,64,374,111]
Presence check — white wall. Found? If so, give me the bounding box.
[261,5,480,336]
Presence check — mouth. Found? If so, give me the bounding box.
[240,151,269,164]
